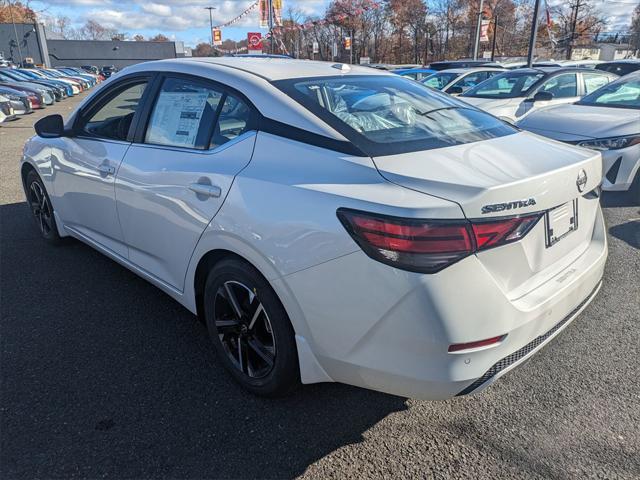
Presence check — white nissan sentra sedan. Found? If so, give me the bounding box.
[22,58,607,399]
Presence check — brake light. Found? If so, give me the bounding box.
[337,208,542,274]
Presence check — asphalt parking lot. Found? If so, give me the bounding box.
[1,94,639,479]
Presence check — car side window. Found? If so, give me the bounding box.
[538,74,578,98]
[456,72,488,88]
[209,94,252,149]
[145,77,224,149]
[583,73,610,94]
[82,82,147,141]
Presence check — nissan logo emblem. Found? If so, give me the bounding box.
[576,169,588,193]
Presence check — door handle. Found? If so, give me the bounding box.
[97,164,115,175]
[189,183,222,198]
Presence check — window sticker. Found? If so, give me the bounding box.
[147,90,210,148]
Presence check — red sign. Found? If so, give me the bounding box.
[247,32,263,51]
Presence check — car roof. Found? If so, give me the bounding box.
[140,57,391,81]
[507,66,606,74]
[393,68,434,73]
[438,67,505,74]
[598,59,640,64]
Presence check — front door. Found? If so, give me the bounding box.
[51,79,149,257]
[115,75,257,291]
[517,72,580,118]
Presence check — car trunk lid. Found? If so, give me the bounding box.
[372,131,603,296]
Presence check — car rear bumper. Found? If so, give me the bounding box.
[279,205,607,400]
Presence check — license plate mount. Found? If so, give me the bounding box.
[545,199,578,248]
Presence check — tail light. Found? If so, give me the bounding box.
[337,208,542,274]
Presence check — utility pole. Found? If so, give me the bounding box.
[527,0,542,67]
[567,0,582,60]
[8,0,23,66]
[472,0,485,60]
[205,6,216,51]
[268,0,274,54]
[491,15,498,61]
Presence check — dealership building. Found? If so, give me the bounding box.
[0,22,190,68]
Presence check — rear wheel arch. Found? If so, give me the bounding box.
[194,249,275,323]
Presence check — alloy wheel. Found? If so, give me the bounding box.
[213,280,276,378]
[29,181,53,236]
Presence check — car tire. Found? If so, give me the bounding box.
[25,170,63,244]
[203,258,300,397]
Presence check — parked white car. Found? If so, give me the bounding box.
[421,67,506,94]
[22,58,607,399]
[461,67,617,122]
[518,71,640,194]
[0,94,17,123]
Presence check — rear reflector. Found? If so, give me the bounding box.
[448,335,506,353]
[337,208,542,274]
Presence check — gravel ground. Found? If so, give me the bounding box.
[1,93,639,479]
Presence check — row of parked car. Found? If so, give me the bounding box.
[390,59,640,193]
[0,66,106,125]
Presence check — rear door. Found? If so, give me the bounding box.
[115,74,257,291]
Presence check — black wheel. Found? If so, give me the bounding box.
[25,170,62,244]
[203,258,300,397]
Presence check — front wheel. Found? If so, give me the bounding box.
[203,258,300,397]
[25,170,62,244]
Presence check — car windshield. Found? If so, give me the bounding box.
[7,70,31,80]
[17,70,37,78]
[463,71,545,98]
[274,75,516,156]
[422,72,459,90]
[576,74,640,109]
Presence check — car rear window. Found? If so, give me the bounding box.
[595,63,640,76]
[273,75,515,156]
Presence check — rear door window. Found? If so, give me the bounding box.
[537,74,578,98]
[210,94,252,149]
[583,73,611,94]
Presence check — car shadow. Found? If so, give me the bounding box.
[609,220,640,250]
[1,202,407,479]
[600,190,639,208]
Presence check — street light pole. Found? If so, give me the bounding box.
[526,0,542,67]
[472,0,484,60]
[205,6,216,51]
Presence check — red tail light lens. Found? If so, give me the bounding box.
[471,215,541,250]
[337,208,542,274]
[337,209,474,273]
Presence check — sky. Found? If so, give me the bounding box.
[33,0,636,48]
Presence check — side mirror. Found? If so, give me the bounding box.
[528,91,554,103]
[34,114,65,138]
[447,85,464,95]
